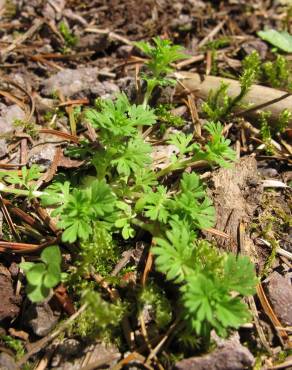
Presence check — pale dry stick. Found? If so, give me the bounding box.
[235,140,241,159]
[205,50,212,76]
[256,284,290,348]
[85,27,133,46]
[79,353,121,370]
[198,19,226,48]
[17,303,88,367]
[239,223,272,353]
[175,72,292,128]
[187,94,201,136]
[279,138,292,155]
[241,121,284,152]
[276,326,292,332]
[146,318,180,364]
[268,359,292,370]
[259,238,292,261]
[1,18,44,57]
[175,54,204,69]
[247,296,272,354]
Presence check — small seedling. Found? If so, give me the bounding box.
[20,245,62,302]
[0,165,42,199]
[59,21,78,48]
[135,37,189,106]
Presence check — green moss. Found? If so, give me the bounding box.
[13,119,38,139]
[138,281,172,329]
[1,335,25,360]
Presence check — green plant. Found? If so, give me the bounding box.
[1,335,25,360]
[2,37,258,350]
[41,179,116,243]
[13,119,38,138]
[139,282,172,329]
[155,104,184,134]
[202,51,261,120]
[135,37,189,106]
[20,246,62,302]
[262,54,292,89]
[0,165,42,199]
[258,28,292,53]
[59,21,78,48]
[153,222,257,340]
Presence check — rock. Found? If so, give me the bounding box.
[241,40,268,60]
[90,81,120,99]
[116,45,133,58]
[51,341,120,369]
[41,67,99,98]
[117,76,137,101]
[50,339,83,368]
[0,352,18,370]
[264,271,292,326]
[28,143,58,169]
[175,333,254,370]
[24,301,60,337]
[0,265,21,322]
[76,34,109,52]
[258,167,279,178]
[41,68,119,99]
[0,104,26,157]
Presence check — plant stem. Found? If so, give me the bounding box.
[131,217,160,236]
[0,182,44,198]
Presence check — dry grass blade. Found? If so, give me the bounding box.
[256,284,291,348]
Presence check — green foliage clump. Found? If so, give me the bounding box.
[20,246,62,302]
[0,36,258,350]
[41,179,116,243]
[155,104,184,134]
[59,21,78,48]
[13,119,38,138]
[262,55,291,89]
[2,165,42,199]
[139,282,172,329]
[153,222,257,340]
[1,335,25,360]
[68,291,124,339]
[135,37,189,106]
[202,51,261,121]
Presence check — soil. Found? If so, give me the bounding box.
[0,0,291,369]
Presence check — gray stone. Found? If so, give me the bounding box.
[175,333,254,370]
[25,302,60,337]
[0,352,18,370]
[116,45,133,58]
[91,80,120,99]
[265,271,292,326]
[0,104,26,132]
[76,34,109,51]
[0,104,26,157]
[41,68,119,99]
[51,341,120,369]
[28,143,57,169]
